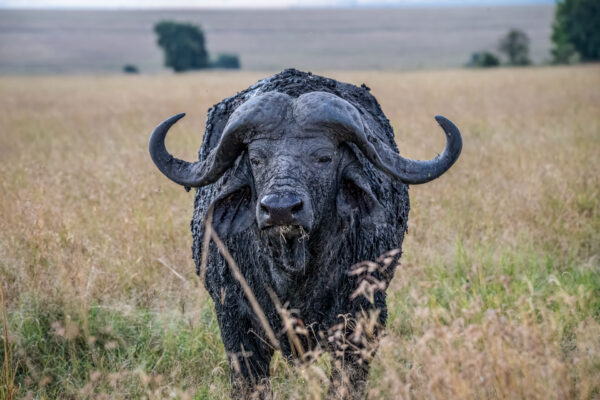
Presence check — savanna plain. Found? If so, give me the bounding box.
[0,66,599,399]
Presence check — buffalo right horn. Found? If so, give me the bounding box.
[149,92,293,188]
[149,113,241,188]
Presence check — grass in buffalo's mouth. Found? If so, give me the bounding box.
[0,66,599,399]
[278,225,308,242]
[262,225,308,243]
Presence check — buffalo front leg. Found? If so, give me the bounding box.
[227,341,273,399]
[216,306,274,399]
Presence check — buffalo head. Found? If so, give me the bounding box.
[149,91,461,273]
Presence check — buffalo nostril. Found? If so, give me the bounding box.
[291,200,303,214]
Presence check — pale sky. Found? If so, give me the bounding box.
[0,0,553,9]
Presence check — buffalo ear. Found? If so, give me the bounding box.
[337,162,385,227]
[209,185,255,238]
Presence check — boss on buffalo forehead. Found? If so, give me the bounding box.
[148,70,462,399]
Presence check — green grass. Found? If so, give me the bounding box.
[7,298,228,399]
[4,240,598,399]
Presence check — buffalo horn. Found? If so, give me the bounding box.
[295,92,462,185]
[149,92,292,188]
[149,113,241,188]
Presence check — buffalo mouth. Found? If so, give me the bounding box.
[263,224,307,240]
[262,225,309,273]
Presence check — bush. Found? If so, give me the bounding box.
[552,0,600,63]
[498,29,531,66]
[467,51,500,68]
[211,53,241,69]
[551,41,580,65]
[154,21,209,72]
[122,64,139,74]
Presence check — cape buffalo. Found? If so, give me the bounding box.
[149,69,462,399]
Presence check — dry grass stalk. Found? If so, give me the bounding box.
[206,219,280,351]
[1,285,18,400]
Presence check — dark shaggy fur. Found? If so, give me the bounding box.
[190,69,409,398]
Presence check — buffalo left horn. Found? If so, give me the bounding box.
[294,91,462,185]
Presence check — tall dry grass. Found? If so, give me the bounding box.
[0,66,599,398]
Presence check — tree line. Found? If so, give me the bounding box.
[469,0,599,68]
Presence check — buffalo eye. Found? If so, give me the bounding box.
[317,155,332,164]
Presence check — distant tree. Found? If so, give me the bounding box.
[122,64,139,74]
[211,53,241,69]
[551,0,600,63]
[498,29,531,66]
[154,21,209,72]
[467,51,500,68]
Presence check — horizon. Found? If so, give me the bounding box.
[0,0,555,10]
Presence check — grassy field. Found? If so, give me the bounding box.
[0,5,554,74]
[0,65,599,399]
